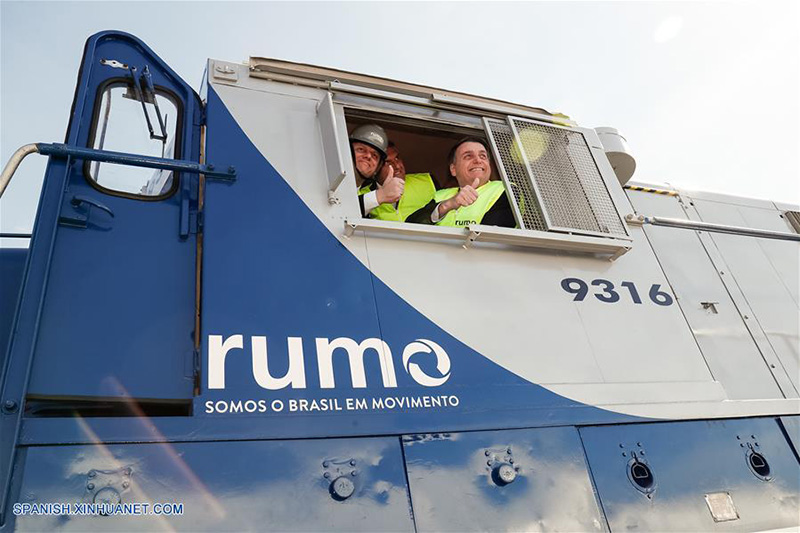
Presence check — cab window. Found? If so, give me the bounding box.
[85,81,180,199]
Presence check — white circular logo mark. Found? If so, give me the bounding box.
[402,339,451,387]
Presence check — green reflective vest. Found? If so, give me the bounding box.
[358,173,436,222]
[433,180,507,227]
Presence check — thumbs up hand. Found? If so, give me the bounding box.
[376,166,404,204]
[437,178,480,218]
[452,178,480,208]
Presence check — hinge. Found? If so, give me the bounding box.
[194,210,204,234]
[192,348,201,394]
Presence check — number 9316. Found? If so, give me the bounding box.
[560,278,674,306]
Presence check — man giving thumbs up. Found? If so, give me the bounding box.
[432,137,516,228]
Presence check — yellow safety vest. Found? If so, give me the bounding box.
[358,173,435,222]
[433,181,507,227]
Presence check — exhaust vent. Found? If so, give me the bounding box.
[595,127,636,186]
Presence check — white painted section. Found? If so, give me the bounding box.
[690,198,800,395]
[209,74,799,419]
[627,190,785,400]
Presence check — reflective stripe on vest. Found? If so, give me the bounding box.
[434,181,506,227]
[363,173,435,222]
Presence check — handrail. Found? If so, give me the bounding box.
[626,214,800,242]
[0,143,238,199]
[0,144,39,197]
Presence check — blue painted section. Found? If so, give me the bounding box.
[23,31,203,401]
[0,154,74,523]
[402,427,605,531]
[18,403,638,446]
[0,248,28,378]
[197,85,640,436]
[1,31,202,523]
[12,437,413,532]
[580,417,800,531]
[780,416,800,461]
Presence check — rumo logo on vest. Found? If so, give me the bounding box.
[208,335,451,390]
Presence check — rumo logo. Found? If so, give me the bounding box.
[208,335,451,390]
[403,340,450,387]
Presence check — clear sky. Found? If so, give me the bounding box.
[1,1,798,235]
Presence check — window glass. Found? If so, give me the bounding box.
[87,84,179,197]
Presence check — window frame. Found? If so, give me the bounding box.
[328,90,633,258]
[82,77,184,201]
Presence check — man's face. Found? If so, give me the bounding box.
[383,146,406,181]
[450,141,491,188]
[353,142,380,178]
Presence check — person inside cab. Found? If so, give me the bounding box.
[350,124,435,223]
[431,137,516,228]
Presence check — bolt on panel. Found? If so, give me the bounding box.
[12,437,414,532]
[580,418,800,531]
[402,427,606,532]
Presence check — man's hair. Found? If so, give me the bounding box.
[448,136,490,166]
[387,141,396,149]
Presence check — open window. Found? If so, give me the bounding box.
[84,79,181,199]
[323,89,632,257]
[344,111,488,191]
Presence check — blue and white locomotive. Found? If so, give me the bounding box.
[0,31,798,531]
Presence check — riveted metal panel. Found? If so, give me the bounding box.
[403,427,606,532]
[626,190,783,400]
[689,198,799,395]
[12,437,413,532]
[580,418,800,531]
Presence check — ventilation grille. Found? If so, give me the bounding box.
[508,118,628,238]
[485,119,547,231]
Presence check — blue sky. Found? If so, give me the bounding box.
[1,1,798,234]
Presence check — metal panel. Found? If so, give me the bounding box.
[403,427,605,532]
[734,206,799,304]
[12,437,413,532]
[580,418,800,531]
[626,190,783,400]
[362,220,715,400]
[690,198,799,395]
[21,32,202,401]
[317,91,348,191]
[209,59,720,422]
[0,248,27,378]
[200,84,387,419]
[483,118,547,231]
[508,117,628,238]
[780,416,800,459]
